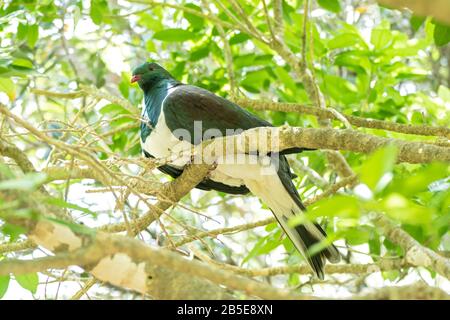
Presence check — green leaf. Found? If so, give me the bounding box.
[153,29,197,42]
[328,33,367,50]
[44,197,98,217]
[322,74,359,104]
[242,230,282,264]
[387,163,449,196]
[410,16,425,32]
[265,222,278,232]
[382,193,432,225]
[411,111,424,124]
[0,163,14,178]
[318,0,341,13]
[99,103,131,116]
[307,237,334,257]
[0,172,47,191]
[0,274,10,298]
[424,18,436,42]
[1,223,27,241]
[145,40,156,52]
[189,45,210,62]
[183,4,204,30]
[241,69,269,93]
[433,22,450,46]
[271,111,286,126]
[402,224,426,243]
[344,227,370,245]
[438,85,450,102]
[229,33,250,45]
[17,23,27,41]
[11,58,33,69]
[273,67,296,93]
[385,87,404,106]
[138,12,164,32]
[118,73,130,99]
[72,5,81,30]
[371,28,393,51]
[242,237,265,265]
[110,116,135,127]
[383,238,403,255]
[291,195,361,226]
[111,132,128,151]
[382,270,400,281]
[0,78,15,100]
[334,51,372,74]
[44,217,96,236]
[358,145,398,192]
[3,208,34,220]
[368,233,381,256]
[234,54,256,69]
[90,0,103,25]
[15,273,39,294]
[258,236,282,255]
[27,25,39,48]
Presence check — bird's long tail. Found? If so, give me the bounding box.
[275,212,340,279]
[244,171,340,279]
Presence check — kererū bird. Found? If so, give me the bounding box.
[131,62,340,279]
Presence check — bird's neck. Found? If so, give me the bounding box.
[140,79,180,142]
[143,79,179,120]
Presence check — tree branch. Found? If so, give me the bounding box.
[234,97,450,138]
[377,0,450,25]
[273,0,284,38]
[193,254,410,277]
[374,214,450,279]
[0,239,36,254]
[201,126,450,164]
[31,87,450,138]
[355,282,450,300]
[0,198,310,299]
[0,140,36,173]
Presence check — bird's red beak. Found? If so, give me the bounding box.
[130,75,141,83]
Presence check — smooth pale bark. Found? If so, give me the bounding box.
[378,0,450,25]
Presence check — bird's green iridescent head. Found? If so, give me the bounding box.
[131,62,174,90]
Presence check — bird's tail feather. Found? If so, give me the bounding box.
[272,211,340,279]
[242,160,340,279]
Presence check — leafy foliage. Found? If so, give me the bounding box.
[0,274,10,299]
[15,273,39,294]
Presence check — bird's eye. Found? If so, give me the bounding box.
[148,66,154,71]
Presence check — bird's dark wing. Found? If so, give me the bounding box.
[163,85,271,143]
[163,85,311,155]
